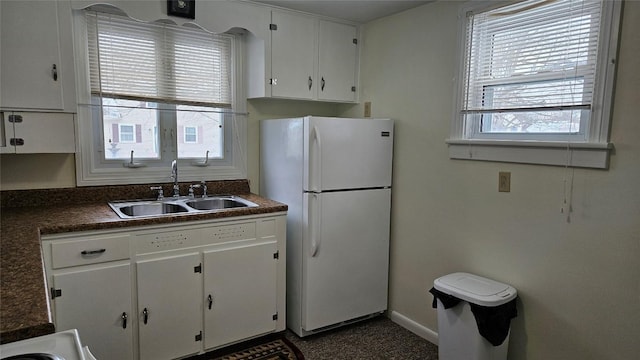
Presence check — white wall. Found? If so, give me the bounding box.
[338,1,640,359]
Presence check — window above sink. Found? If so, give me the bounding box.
[73,7,247,186]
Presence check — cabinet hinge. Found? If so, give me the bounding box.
[9,138,24,146]
[273,251,279,259]
[194,263,202,273]
[8,114,23,123]
[269,23,278,31]
[51,288,62,299]
[353,38,358,45]
[351,86,357,92]
[195,331,202,342]
[272,313,278,321]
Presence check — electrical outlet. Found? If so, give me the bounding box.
[499,171,511,192]
[364,101,372,117]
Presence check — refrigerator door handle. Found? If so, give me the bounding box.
[310,193,321,257]
[310,125,322,192]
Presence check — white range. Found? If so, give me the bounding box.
[0,329,96,360]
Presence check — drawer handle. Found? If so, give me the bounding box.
[81,249,106,256]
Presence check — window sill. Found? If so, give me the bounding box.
[446,139,613,169]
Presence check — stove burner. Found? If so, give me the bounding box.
[2,353,64,360]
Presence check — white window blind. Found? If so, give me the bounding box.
[462,0,602,118]
[86,11,232,108]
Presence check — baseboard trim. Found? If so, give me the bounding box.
[389,310,439,346]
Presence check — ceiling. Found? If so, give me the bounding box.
[253,0,432,23]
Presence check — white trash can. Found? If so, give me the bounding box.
[431,272,517,360]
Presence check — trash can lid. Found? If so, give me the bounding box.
[433,272,517,307]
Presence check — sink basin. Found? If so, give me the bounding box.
[108,196,258,219]
[116,202,189,217]
[184,197,257,211]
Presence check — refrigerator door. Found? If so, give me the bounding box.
[302,188,391,332]
[303,117,393,192]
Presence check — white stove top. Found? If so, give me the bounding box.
[0,329,94,360]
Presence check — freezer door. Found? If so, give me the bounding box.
[304,117,393,191]
[302,188,390,332]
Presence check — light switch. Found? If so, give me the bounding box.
[499,172,511,192]
[364,102,372,118]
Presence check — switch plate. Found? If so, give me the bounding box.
[364,101,372,118]
[499,172,511,192]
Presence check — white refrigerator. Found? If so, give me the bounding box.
[260,116,393,337]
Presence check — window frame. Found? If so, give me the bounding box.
[72,8,247,186]
[447,0,622,169]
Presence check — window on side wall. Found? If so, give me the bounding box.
[448,0,622,168]
[74,9,246,185]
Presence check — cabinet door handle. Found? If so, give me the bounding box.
[308,76,312,91]
[52,64,58,81]
[207,294,213,310]
[122,312,128,329]
[81,249,106,256]
[321,77,325,91]
[143,308,149,324]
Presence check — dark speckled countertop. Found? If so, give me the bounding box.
[0,180,287,344]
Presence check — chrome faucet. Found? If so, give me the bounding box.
[171,159,180,197]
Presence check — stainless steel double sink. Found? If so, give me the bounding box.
[108,195,258,219]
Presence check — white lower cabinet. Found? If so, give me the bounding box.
[51,263,134,360]
[203,241,278,349]
[137,253,202,360]
[42,214,286,360]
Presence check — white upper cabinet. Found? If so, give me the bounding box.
[318,20,358,102]
[270,11,317,100]
[1,112,76,154]
[248,10,359,103]
[0,0,76,112]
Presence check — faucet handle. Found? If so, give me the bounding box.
[201,180,208,198]
[150,186,164,200]
[188,183,201,198]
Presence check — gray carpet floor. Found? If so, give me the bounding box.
[284,316,439,359]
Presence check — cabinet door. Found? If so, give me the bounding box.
[52,263,134,360]
[271,11,316,100]
[203,241,278,349]
[318,20,358,102]
[0,1,65,110]
[0,112,75,154]
[137,253,202,360]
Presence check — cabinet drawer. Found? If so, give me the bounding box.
[51,235,130,269]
